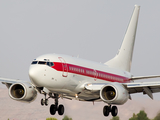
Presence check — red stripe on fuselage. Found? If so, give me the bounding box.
[52,62,130,83]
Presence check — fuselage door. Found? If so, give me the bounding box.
[58,57,68,77]
[94,69,97,81]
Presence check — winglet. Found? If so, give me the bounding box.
[105,5,140,72]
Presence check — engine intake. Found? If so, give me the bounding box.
[102,86,116,100]
[10,84,25,98]
[100,83,129,105]
[9,83,37,102]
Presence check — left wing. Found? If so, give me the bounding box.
[123,81,160,99]
[84,81,160,100]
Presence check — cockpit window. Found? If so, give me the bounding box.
[50,62,54,66]
[31,61,38,64]
[38,61,46,65]
[47,62,54,67]
[31,60,54,67]
[31,61,54,67]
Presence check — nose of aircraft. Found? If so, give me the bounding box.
[29,66,43,87]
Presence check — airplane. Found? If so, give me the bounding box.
[1,5,160,117]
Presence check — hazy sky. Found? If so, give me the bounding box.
[0,0,160,119]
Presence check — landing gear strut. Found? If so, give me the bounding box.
[41,93,64,116]
[103,105,118,117]
[41,93,49,106]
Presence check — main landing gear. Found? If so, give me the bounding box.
[41,93,64,116]
[103,105,118,117]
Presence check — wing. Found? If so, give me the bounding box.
[84,81,160,100]
[0,77,29,88]
[0,77,38,102]
[123,81,160,99]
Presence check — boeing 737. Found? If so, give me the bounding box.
[1,5,160,117]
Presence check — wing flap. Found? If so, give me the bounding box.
[143,87,153,99]
[123,81,160,99]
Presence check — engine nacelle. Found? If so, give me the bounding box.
[100,83,129,105]
[9,83,37,102]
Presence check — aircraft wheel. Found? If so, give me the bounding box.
[103,106,110,116]
[45,99,49,106]
[41,98,45,106]
[50,104,56,115]
[58,104,64,115]
[111,106,118,117]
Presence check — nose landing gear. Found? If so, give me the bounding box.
[41,94,49,106]
[41,93,64,116]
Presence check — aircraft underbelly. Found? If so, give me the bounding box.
[48,88,100,101]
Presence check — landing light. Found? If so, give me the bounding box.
[75,94,78,98]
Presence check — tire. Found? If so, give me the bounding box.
[50,104,56,115]
[45,99,48,106]
[41,99,44,106]
[111,106,118,117]
[58,104,64,115]
[103,106,109,116]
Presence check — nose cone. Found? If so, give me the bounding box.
[29,65,43,87]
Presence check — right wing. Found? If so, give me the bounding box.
[0,77,27,88]
[0,77,37,102]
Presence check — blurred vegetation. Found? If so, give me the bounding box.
[7,110,160,120]
[110,110,160,120]
[129,110,150,120]
[110,116,120,120]
[62,115,72,120]
[46,117,58,120]
[46,115,72,120]
[153,112,160,120]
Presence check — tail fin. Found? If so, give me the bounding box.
[105,5,140,72]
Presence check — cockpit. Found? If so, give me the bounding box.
[31,60,54,67]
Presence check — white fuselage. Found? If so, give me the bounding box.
[29,53,132,101]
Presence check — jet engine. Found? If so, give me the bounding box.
[100,83,129,105]
[9,83,37,102]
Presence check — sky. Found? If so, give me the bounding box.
[0,0,160,120]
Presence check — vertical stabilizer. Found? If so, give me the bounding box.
[105,5,140,72]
